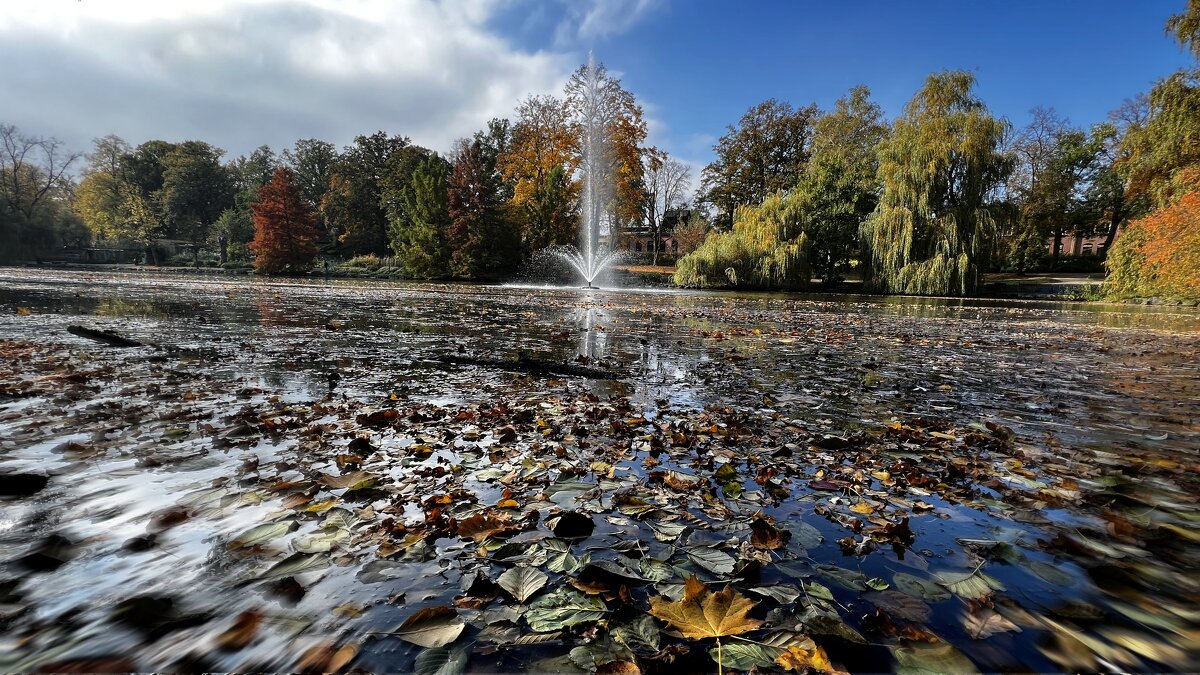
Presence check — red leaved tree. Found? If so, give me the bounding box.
[250,167,320,274]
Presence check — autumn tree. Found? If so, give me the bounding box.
[1121,69,1200,207]
[499,95,580,256]
[641,148,691,265]
[699,99,819,228]
[321,132,409,257]
[447,131,520,279]
[1167,0,1200,58]
[861,71,1012,296]
[1,123,82,223]
[1107,166,1200,300]
[250,167,319,274]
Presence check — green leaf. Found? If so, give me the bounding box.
[228,521,293,548]
[866,577,890,591]
[938,569,1005,600]
[747,584,802,604]
[892,572,951,601]
[611,614,660,652]
[709,641,783,670]
[892,641,980,675]
[525,588,607,632]
[816,564,867,591]
[1026,561,1074,586]
[414,645,470,675]
[498,565,548,604]
[804,581,835,602]
[257,552,329,580]
[687,546,736,575]
[639,557,675,582]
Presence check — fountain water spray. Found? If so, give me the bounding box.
[557,52,620,289]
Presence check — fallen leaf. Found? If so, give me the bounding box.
[648,576,762,639]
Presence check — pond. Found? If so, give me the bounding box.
[1,268,1197,673]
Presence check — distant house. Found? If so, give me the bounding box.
[1049,232,1112,257]
[613,207,692,256]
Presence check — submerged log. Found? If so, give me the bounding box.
[67,325,145,348]
[436,353,617,380]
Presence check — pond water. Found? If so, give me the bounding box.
[1,268,1197,673]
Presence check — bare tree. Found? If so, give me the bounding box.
[642,148,690,266]
[1,124,82,221]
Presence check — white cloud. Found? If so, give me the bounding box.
[0,0,575,158]
[553,0,662,47]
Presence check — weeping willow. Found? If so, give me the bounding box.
[675,190,810,289]
[861,72,1012,296]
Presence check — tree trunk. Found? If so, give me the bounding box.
[219,237,228,264]
[1100,206,1123,259]
[1051,227,1063,271]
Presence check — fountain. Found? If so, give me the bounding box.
[557,53,621,289]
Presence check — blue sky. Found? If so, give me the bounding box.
[0,0,1190,189]
[508,0,1191,174]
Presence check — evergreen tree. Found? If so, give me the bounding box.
[861,72,1012,296]
[396,155,452,278]
[250,167,319,274]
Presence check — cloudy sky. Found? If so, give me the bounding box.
[0,0,1191,184]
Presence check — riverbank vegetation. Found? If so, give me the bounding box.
[2,4,1198,299]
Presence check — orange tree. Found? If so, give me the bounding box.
[1107,167,1200,300]
[249,167,320,275]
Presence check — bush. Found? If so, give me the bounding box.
[345,254,382,269]
[674,192,810,289]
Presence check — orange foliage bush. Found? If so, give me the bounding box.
[1107,167,1200,300]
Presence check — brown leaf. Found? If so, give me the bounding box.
[296,642,358,673]
[648,576,762,639]
[457,513,517,542]
[596,660,642,675]
[749,517,791,550]
[775,642,844,674]
[215,609,262,651]
[964,607,1021,640]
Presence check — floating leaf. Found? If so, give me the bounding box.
[816,564,867,591]
[648,576,762,639]
[392,607,465,648]
[215,610,262,651]
[870,590,931,623]
[804,581,835,602]
[893,572,951,601]
[747,584,802,604]
[963,607,1021,640]
[866,577,890,591]
[228,522,293,549]
[687,546,736,575]
[498,566,548,604]
[775,641,838,673]
[320,471,378,491]
[258,552,329,580]
[526,588,607,632]
[892,641,979,675]
[711,641,783,670]
[786,522,824,550]
[1026,561,1074,586]
[414,644,471,675]
[611,615,660,652]
[639,557,675,582]
[938,569,1004,600]
[647,520,688,542]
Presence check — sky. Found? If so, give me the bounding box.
[0,0,1191,190]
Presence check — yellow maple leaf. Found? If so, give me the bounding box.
[648,576,762,639]
[775,642,845,674]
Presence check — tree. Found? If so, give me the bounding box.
[1167,0,1200,59]
[159,141,234,263]
[250,167,320,274]
[1,123,81,222]
[1121,69,1200,207]
[794,86,887,283]
[213,145,277,262]
[699,99,819,228]
[1107,166,1200,300]
[322,132,409,257]
[499,95,581,256]
[74,135,132,243]
[641,149,691,265]
[673,209,711,255]
[674,190,809,289]
[447,135,520,279]
[861,71,1012,296]
[381,144,436,257]
[395,155,452,278]
[1005,107,1081,270]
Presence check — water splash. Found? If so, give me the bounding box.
[556,52,618,288]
